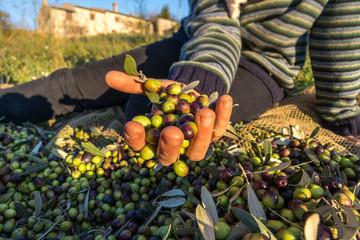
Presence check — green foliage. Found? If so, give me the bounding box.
[158,5,171,19]
[0,30,164,85]
[0,10,12,31]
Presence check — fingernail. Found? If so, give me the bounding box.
[200,116,214,126]
[223,99,232,108]
[161,134,181,147]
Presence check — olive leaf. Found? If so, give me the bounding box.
[19,163,50,176]
[26,154,47,164]
[181,80,200,93]
[205,166,220,179]
[314,205,332,220]
[211,178,240,197]
[153,189,186,202]
[291,125,305,139]
[252,161,291,174]
[158,197,187,208]
[201,186,219,224]
[227,222,252,240]
[341,206,360,240]
[0,188,15,203]
[124,54,140,76]
[274,137,291,145]
[42,199,56,215]
[288,169,310,188]
[38,213,66,240]
[14,201,30,218]
[321,166,332,178]
[175,226,202,237]
[182,209,196,221]
[84,187,90,218]
[196,204,215,240]
[31,141,43,154]
[204,146,215,160]
[11,140,28,150]
[231,208,260,232]
[228,185,246,212]
[231,208,276,240]
[226,145,245,157]
[304,212,320,240]
[224,123,241,140]
[180,186,201,205]
[251,142,263,159]
[304,149,320,166]
[34,192,42,217]
[162,224,172,240]
[145,91,160,103]
[58,231,66,240]
[247,183,267,220]
[154,163,164,172]
[208,91,219,103]
[263,140,272,156]
[81,142,106,157]
[158,178,168,195]
[310,126,321,138]
[144,205,162,226]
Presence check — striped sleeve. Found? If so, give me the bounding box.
[168,0,242,95]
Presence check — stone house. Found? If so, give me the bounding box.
[36,0,178,37]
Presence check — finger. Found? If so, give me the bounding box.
[186,108,216,161]
[124,121,146,151]
[157,126,184,166]
[345,136,360,146]
[105,71,144,94]
[211,95,233,141]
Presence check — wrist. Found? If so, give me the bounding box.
[168,65,227,96]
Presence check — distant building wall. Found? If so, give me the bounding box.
[36,3,177,37]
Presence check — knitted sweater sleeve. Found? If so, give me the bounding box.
[168,0,242,96]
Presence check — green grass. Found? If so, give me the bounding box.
[0,28,314,91]
[0,29,164,85]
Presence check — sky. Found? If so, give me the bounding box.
[0,0,189,30]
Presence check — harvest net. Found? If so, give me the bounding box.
[45,106,126,150]
[47,86,360,156]
[232,85,360,156]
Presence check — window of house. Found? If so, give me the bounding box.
[66,11,72,20]
[115,17,120,22]
[90,13,95,20]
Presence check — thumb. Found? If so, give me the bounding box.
[105,71,144,94]
[225,0,244,19]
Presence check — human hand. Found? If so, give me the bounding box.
[225,0,247,19]
[105,71,233,165]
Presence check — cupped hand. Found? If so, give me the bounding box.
[105,71,233,165]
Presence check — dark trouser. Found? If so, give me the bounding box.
[0,37,282,124]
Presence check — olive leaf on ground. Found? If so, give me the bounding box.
[247,183,267,220]
[14,201,31,218]
[0,188,15,203]
[196,204,215,240]
[34,191,42,217]
[81,142,106,157]
[201,186,219,224]
[231,208,276,240]
[304,213,320,240]
[227,222,252,240]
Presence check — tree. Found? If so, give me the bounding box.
[158,5,170,19]
[0,10,12,30]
